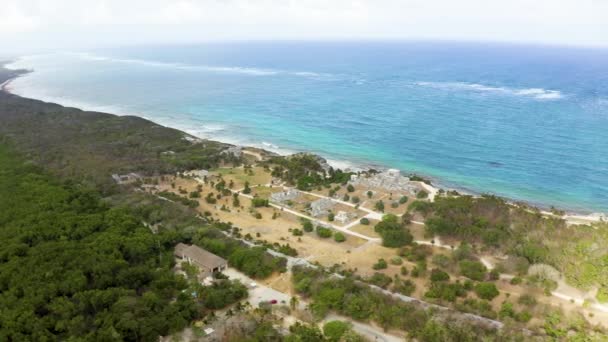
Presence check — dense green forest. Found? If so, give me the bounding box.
[0,88,238,191]
[0,145,201,340]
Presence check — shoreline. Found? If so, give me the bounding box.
[1,64,605,222]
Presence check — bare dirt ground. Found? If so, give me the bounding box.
[349,223,380,238]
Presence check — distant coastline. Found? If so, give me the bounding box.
[0,63,605,222]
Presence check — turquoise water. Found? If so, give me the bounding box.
[6,42,608,212]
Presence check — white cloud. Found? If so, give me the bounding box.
[1,0,607,52]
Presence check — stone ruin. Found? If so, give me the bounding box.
[270,188,300,203]
[184,169,209,179]
[111,173,142,185]
[221,146,243,158]
[349,168,418,193]
[310,198,335,217]
[334,210,356,224]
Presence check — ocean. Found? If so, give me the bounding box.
[5,41,608,213]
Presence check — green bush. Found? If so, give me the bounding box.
[375,214,413,248]
[390,257,403,265]
[372,258,388,270]
[360,217,370,225]
[347,184,355,192]
[517,294,537,306]
[425,282,466,302]
[459,260,487,281]
[596,286,608,303]
[302,219,314,232]
[510,277,523,285]
[316,226,333,238]
[432,254,451,268]
[367,272,393,289]
[430,269,450,282]
[242,181,252,194]
[399,196,408,204]
[251,197,269,207]
[323,321,351,342]
[416,190,429,199]
[334,232,346,243]
[474,282,499,300]
[393,278,416,296]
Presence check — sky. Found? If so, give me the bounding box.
[1,0,607,53]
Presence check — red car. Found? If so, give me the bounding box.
[269,299,278,304]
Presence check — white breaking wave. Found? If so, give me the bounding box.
[71,52,335,79]
[415,81,563,100]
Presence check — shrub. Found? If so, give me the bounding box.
[400,266,408,275]
[373,258,388,270]
[334,232,346,243]
[475,282,499,300]
[347,184,355,192]
[596,286,608,303]
[407,200,433,216]
[416,190,429,199]
[323,321,351,342]
[459,260,487,281]
[251,197,269,207]
[499,302,515,319]
[366,190,373,198]
[351,196,360,204]
[430,269,450,282]
[302,219,314,232]
[393,278,416,296]
[425,282,466,302]
[515,311,532,323]
[375,214,413,248]
[242,181,252,194]
[455,299,497,320]
[292,229,303,237]
[360,217,370,225]
[367,272,392,289]
[390,257,403,265]
[205,193,217,204]
[432,254,451,268]
[375,200,385,212]
[328,212,335,221]
[189,191,201,198]
[518,294,537,307]
[509,277,522,285]
[316,226,333,238]
[400,244,432,261]
[399,196,408,204]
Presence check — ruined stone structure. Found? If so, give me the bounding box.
[270,188,300,203]
[349,168,418,193]
[310,198,335,217]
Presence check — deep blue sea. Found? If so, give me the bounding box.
[6,42,608,213]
